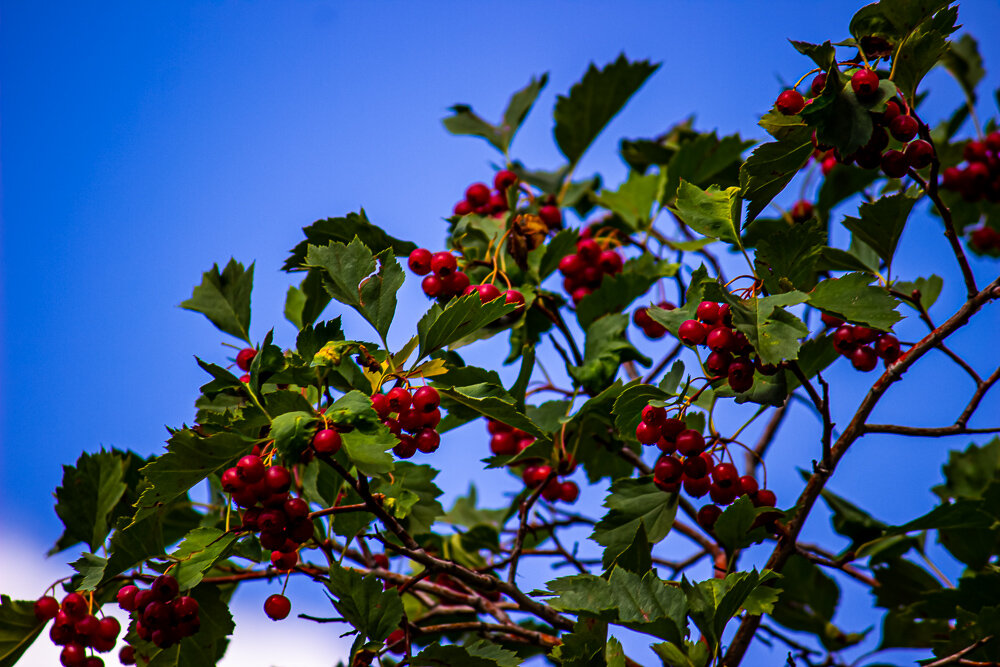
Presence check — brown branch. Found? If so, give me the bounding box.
[925,636,995,667]
[723,275,1000,667]
[508,472,556,584]
[795,545,878,589]
[413,621,561,648]
[308,503,369,519]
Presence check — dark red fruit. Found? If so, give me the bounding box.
[683,475,711,498]
[697,505,723,530]
[312,428,341,455]
[727,359,755,393]
[820,312,844,328]
[237,455,266,484]
[34,596,59,621]
[706,327,734,353]
[790,200,814,223]
[415,428,440,453]
[654,456,683,483]
[642,405,666,426]
[97,616,121,641]
[705,351,732,376]
[453,200,472,216]
[265,466,292,493]
[504,289,526,308]
[850,69,880,100]
[522,465,553,488]
[851,345,878,371]
[775,89,805,115]
[61,593,87,619]
[905,140,934,169]
[660,418,685,440]
[264,594,291,621]
[712,462,739,485]
[683,454,709,479]
[152,574,179,601]
[576,238,601,262]
[695,301,720,324]
[407,248,433,275]
[881,99,901,124]
[430,252,457,276]
[636,421,661,444]
[489,432,517,455]
[60,644,86,667]
[393,435,417,459]
[809,73,827,97]
[875,334,901,361]
[539,205,562,229]
[411,386,440,413]
[271,550,298,571]
[833,326,857,354]
[965,140,989,163]
[676,429,706,456]
[387,387,412,412]
[421,274,443,297]
[559,481,580,503]
[881,149,908,178]
[74,613,100,637]
[116,585,139,611]
[236,347,257,372]
[889,114,919,142]
[679,320,707,346]
[754,489,777,507]
[559,254,585,276]
[739,475,759,496]
[710,482,738,506]
[465,183,490,207]
[494,169,517,191]
[119,646,136,665]
[475,283,502,303]
[598,250,623,274]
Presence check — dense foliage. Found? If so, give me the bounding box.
[4,2,1000,666]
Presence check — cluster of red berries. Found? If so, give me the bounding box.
[452,170,519,217]
[678,301,775,393]
[373,386,442,458]
[221,455,313,560]
[557,235,624,305]
[632,301,675,338]
[407,249,471,299]
[942,132,1000,202]
[777,70,934,177]
[485,420,578,503]
[823,314,902,371]
[34,592,122,667]
[116,575,199,652]
[235,347,257,383]
[969,226,1000,255]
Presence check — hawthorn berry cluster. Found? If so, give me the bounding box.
[677,301,776,393]
[451,170,518,217]
[373,386,443,458]
[777,69,934,179]
[557,232,624,305]
[407,248,526,309]
[116,575,199,653]
[823,314,902,371]
[33,592,121,667]
[632,301,675,339]
[485,420,579,503]
[941,131,1000,203]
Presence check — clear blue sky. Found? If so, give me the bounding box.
[3,1,1000,665]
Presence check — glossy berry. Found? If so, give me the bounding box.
[415,428,440,453]
[739,475,760,496]
[271,550,298,571]
[393,435,417,459]
[34,596,60,621]
[728,359,755,393]
[265,465,292,493]
[430,252,457,276]
[576,238,601,262]
[598,250,623,274]
[60,644,86,667]
[695,301,720,324]
[712,462,739,485]
[97,616,121,641]
[905,140,934,169]
[237,455,266,484]
[539,205,562,229]
[387,387,412,412]
[881,149,908,178]
[636,421,661,444]
[676,429,706,456]
[412,386,440,412]
[809,73,826,97]
[444,271,470,295]
[679,320,707,346]
[475,283,502,303]
[832,326,857,354]
[522,465,552,488]
[465,183,490,207]
[889,114,919,142]
[494,169,518,191]
[641,405,665,426]
[421,274,443,297]
[371,394,391,418]
[61,593,87,618]
[775,89,805,115]
[264,594,291,621]
[453,200,472,216]
[754,489,777,507]
[705,351,732,376]
[236,347,257,372]
[706,327,734,353]
[407,248,432,275]
[697,504,723,530]
[851,345,878,371]
[312,428,341,455]
[660,418,685,441]
[559,481,580,503]
[683,475,711,498]
[655,456,684,482]
[882,99,901,124]
[875,334,901,361]
[850,69,880,100]
[152,574,179,601]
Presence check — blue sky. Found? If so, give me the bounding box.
[3,1,1000,665]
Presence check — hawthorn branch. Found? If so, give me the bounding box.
[925,636,995,667]
[723,275,1000,667]
[794,544,878,589]
[508,471,557,584]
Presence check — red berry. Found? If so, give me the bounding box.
[852,326,878,344]
[60,644,87,667]
[407,248,433,275]
[371,394,391,418]
[881,99,902,124]
[393,435,417,459]
[775,89,805,115]
[679,320,707,346]
[754,489,777,507]
[475,283,502,303]
[697,505,723,530]
[889,114,919,142]
[236,347,257,372]
[312,428,341,455]
[415,428,440,453]
[739,475,759,496]
[905,140,934,169]
[119,646,136,665]
[710,482,738,506]
[237,455,266,484]
[851,345,878,371]
[558,254,584,277]
[809,73,827,97]
[490,432,518,456]
[874,334,901,361]
[727,359,755,393]
[264,594,291,621]
[453,200,472,216]
[421,274,443,298]
[790,200,813,223]
[465,183,490,207]
[635,421,661,445]
[411,386,440,413]
[444,271,470,295]
[705,351,732,376]
[821,156,838,175]
[494,169,518,191]
[881,149,907,179]
[655,456,684,483]
[695,301,720,324]
[271,550,298,571]
[61,593,87,618]
[965,140,989,163]
[387,387,412,412]
[576,238,601,262]
[633,307,653,328]
[522,465,552,488]
[571,287,593,305]
[850,69,880,100]
[559,481,580,503]
[488,192,508,213]
[820,312,844,329]
[706,326,735,353]
[430,252,457,276]
[34,596,60,621]
[265,466,292,493]
[676,430,706,456]
[641,405,666,426]
[833,325,857,354]
[661,418,685,441]
[539,205,562,229]
[283,497,309,520]
[598,250,623,274]
[683,476,711,498]
[712,463,739,485]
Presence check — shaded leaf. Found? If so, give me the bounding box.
[672,181,741,245]
[169,527,237,590]
[283,211,415,272]
[576,255,677,327]
[807,272,902,330]
[180,259,254,343]
[326,564,403,643]
[0,596,45,667]
[739,127,813,224]
[841,192,918,266]
[593,170,663,230]
[591,478,676,569]
[52,450,129,553]
[417,293,517,359]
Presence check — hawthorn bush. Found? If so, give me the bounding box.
[4,2,1000,666]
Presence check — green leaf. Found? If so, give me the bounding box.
[816,163,879,216]
[612,383,672,444]
[934,438,1000,501]
[807,272,903,330]
[609,568,687,644]
[304,238,404,340]
[270,411,316,463]
[661,131,754,200]
[672,181,742,245]
[180,259,254,344]
[942,35,985,103]
[326,564,403,643]
[593,170,663,230]
[341,427,398,477]
[284,269,332,329]
[539,229,580,280]
[437,382,548,443]
[69,553,109,591]
[551,617,608,667]
[684,570,780,646]
[442,74,547,155]
[712,496,776,551]
[413,643,518,667]
[591,477,676,569]
[816,482,887,550]
[802,68,896,155]
[730,292,810,366]
[841,192,918,267]
[554,54,659,166]
[849,0,951,40]
[0,595,45,667]
[132,430,251,526]
[51,450,129,553]
[892,6,958,98]
[739,127,814,224]
[769,555,856,650]
[790,39,836,70]
[169,527,238,590]
[753,219,826,293]
[576,255,677,327]
[417,293,517,359]
[144,583,234,667]
[371,462,443,535]
[570,314,651,395]
[544,574,616,617]
[893,275,943,312]
[283,210,416,272]
[502,74,549,144]
[295,317,345,360]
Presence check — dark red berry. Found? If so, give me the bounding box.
[237,455,266,484]
[712,462,739,485]
[97,616,121,641]
[775,89,805,115]
[559,481,580,503]
[727,359,755,393]
[598,250,623,274]
[851,69,880,100]
[522,465,552,488]
[965,140,989,163]
[430,252,457,276]
[754,489,777,507]
[679,320,707,346]
[264,594,291,621]
[504,289,526,309]
[539,205,562,229]
[697,505,723,530]
[393,435,416,458]
[116,585,139,611]
[284,497,309,520]
[407,248,433,275]
[874,334,901,361]
[465,183,490,207]
[654,456,684,483]
[739,475,759,496]
[34,596,59,621]
[152,574,179,601]
[558,254,584,276]
[905,140,934,169]
[312,428,341,455]
[705,351,732,376]
[453,200,472,216]
[790,200,813,223]
[576,238,601,262]
[683,475,711,497]
[881,99,901,124]
[889,114,919,142]
[695,301,720,324]
[119,646,137,665]
[271,550,298,571]
[371,394,391,418]
[851,345,878,371]
[421,274,443,298]
[415,428,440,453]
[265,466,292,493]
[61,593,87,619]
[494,169,518,191]
[444,271,470,295]
[641,405,666,426]
[683,454,709,479]
[881,149,908,178]
[387,387,412,412]
[475,283,502,303]
[661,418,685,440]
[60,644,86,667]
[412,386,440,413]
[809,73,826,97]
[636,421,661,444]
[676,430,706,456]
[706,326,735,353]
[833,325,857,354]
[236,347,257,372]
